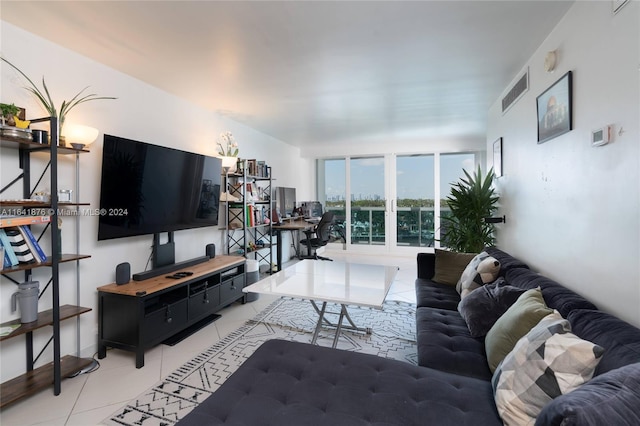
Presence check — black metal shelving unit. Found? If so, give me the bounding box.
[225,164,274,271]
[0,117,92,408]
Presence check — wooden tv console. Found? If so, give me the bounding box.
[97,256,246,368]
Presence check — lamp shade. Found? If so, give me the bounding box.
[62,124,99,146]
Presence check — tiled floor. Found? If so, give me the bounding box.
[0,249,418,426]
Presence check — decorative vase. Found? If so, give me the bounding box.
[221,156,237,173]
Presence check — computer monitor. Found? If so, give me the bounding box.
[299,201,323,219]
[276,187,296,218]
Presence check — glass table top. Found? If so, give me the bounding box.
[243,260,399,309]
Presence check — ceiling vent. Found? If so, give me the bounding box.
[502,68,529,114]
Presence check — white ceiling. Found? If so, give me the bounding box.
[1,1,573,149]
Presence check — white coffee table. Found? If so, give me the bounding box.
[243,260,399,348]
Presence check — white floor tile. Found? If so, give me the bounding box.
[67,403,126,426]
[72,355,162,413]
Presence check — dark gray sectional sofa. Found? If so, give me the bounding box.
[179,247,640,425]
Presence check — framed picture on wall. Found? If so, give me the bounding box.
[537,71,572,144]
[493,137,502,177]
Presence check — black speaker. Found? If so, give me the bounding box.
[116,262,131,285]
[205,243,216,259]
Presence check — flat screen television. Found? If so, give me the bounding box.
[98,134,222,241]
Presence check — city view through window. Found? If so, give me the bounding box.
[320,153,475,247]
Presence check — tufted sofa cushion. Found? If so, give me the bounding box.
[505,268,598,318]
[415,279,460,310]
[416,307,492,380]
[178,339,502,426]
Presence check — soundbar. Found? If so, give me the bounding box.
[132,256,211,281]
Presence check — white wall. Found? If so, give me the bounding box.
[0,22,308,381]
[487,1,640,326]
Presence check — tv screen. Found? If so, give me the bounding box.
[98,134,222,240]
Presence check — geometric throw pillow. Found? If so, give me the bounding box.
[456,251,500,298]
[492,311,605,426]
[485,287,554,372]
[432,249,477,287]
[457,278,527,337]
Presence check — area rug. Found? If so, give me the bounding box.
[102,297,416,426]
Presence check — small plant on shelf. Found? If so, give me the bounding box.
[0,102,20,126]
[1,57,116,134]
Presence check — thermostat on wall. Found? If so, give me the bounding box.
[591,125,611,147]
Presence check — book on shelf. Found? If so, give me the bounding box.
[0,215,50,228]
[257,161,267,177]
[4,227,37,264]
[1,240,13,269]
[0,324,21,338]
[0,228,19,267]
[246,205,254,227]
[247,159,257,176]
[18,225,47,262]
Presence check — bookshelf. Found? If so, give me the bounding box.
[225,162,274,271]
[0,117,92,408]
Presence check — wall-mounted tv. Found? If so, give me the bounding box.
[98,134,222,241]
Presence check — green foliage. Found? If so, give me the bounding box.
[0,103,20,117]
[440,165,499,253]
[1,57,116,128]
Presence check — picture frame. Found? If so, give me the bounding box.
[537,71,572,144]
[493,137,502,177]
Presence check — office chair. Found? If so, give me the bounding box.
[300,211,335,261]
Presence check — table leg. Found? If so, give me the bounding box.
[332,305,347,348]
[310,301,372,347]
[276,229,283,272]
[311,301,327,345]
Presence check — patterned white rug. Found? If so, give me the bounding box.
[102,297,417,426]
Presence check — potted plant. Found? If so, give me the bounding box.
[1,57,115,142]
[440,165,499,253]
[0,103,20,126]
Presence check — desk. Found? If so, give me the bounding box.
[272,219,313,272]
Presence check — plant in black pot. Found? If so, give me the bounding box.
[440,165,499,253]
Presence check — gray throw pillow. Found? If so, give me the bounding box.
[535,362,640,426]
[457,278,526,337]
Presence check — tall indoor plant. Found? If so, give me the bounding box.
[440,165,499,253]
[1,57,115,135]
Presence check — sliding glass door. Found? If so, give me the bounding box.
[350,157,386,246]
[395,155,435,247]
[322,159,347,245]
[318,152,476,253]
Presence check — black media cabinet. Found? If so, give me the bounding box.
[97,256,246,368]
